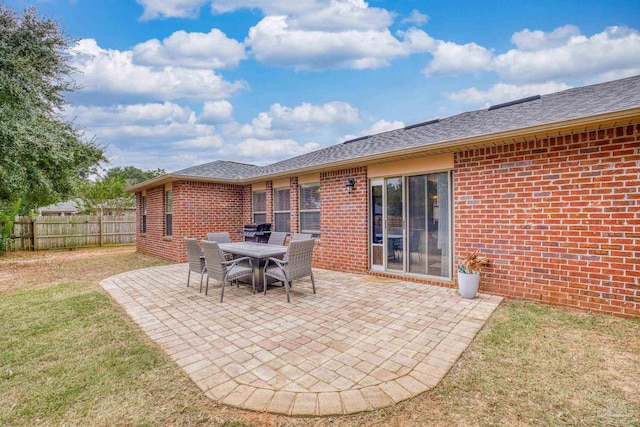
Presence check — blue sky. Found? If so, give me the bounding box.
[6,0,640,172]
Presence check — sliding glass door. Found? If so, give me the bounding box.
[386,177,403,271]
[370,172,451,279]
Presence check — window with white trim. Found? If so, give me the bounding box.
[165,189,173,236]
[299,183,320,237]
[141,195,147,234]
[273,187,290,232]
[252,190,266,224]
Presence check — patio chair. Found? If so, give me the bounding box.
[207,232,233,260]
[268,231,287,245]
[207,232,232,243]
[184,237,206,291]
[291,233,312,241]
[200,240,255,302]
[263,239,316,303]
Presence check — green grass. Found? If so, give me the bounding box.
[1,247,638,426]
[431,301,640,426]
[1,283,163,425]
[0,248,251,427]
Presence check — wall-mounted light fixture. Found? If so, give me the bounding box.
[346,178,356,193]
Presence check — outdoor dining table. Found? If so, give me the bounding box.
[217,241,287,292]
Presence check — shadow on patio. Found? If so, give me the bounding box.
[100,264,502,416]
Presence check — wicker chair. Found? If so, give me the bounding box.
[268,231,287,245]
[263,239,316,303]
[207,232,233,260]
[200,240,255,302]
[291,233,312,241]
[207,232,232,243]
[184,238,206,291]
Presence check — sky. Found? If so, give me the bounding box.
[5,0,640,173]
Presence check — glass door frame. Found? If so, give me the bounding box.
[369,171,454,280]
[369,178,384,271]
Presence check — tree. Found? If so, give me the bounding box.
[0,6,105,216]
[77,175,135,216]
[77,167,165,215]
[104,166,166,187]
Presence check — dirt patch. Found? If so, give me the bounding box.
[0,246,164,294]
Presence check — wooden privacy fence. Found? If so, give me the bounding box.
[9,215,136,251]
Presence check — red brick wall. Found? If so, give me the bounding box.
[315,167,369,272]
[290,177,299,233]
[136,185,172,261]
[136,181,245,262]
[455,124,640,317]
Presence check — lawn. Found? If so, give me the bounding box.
[1,246,638,426]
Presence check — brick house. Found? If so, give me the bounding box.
[127,75,640,318]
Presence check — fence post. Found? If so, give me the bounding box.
[32,217,38,251]
[99,216,103,247]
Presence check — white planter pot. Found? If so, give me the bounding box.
[458,271,480,299]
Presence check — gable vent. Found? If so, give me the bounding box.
[404,119,440,130]
[488,95,541,111]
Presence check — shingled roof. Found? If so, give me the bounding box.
[128,74,640,191]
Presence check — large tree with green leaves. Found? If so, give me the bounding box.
[0,5,105,215]
[104,166,166,187]
[77,167,165,215]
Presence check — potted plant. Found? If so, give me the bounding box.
[457,250,489,299]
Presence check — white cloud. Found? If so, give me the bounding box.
[511,25,580,51]
[269,101,359,124]
[287,0,393,32]
[402,9,428,26]
[65,102,195,126]
[246,16,432,70]
[493,26,640,82]
[422,25,640,84]
[235,112,273,138]
[343,119,404,141]
[366,119,404,134]
[234,138,321,161]
[171,135,224,149]
[136,1,431,70]
[444,82,572,107]
[132,29,246,69]
[70,38,246,101]
[422,40,493,76]
[63,102,218,149]
[200,101,234,123]
[210,0,318,15]
[137,0,208,20]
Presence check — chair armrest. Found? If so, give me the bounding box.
[223,256,251,266]
[266,257,287,266]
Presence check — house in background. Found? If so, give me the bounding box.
[37,200,82,216]
[127,75,640,318]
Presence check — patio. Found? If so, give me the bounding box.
[100,264,502,416]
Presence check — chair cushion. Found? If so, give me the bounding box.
[226,264,253,281]
[264,265,287,281]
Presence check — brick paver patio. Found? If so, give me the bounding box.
[100,264,502,416]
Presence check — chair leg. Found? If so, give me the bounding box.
[251,271,255,294]
[199,270,205,293]
[311,272,316,294]
[263,270,268,295]
[220,280,226,303]
[187,270,191,288]
[285,280,290,303]
[205,276,209,295]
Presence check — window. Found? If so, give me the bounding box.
[141,195,147,234]
[165,190,173,236]
[299,183,320,237]
[252,190,266,224]
[273,187,291,232]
